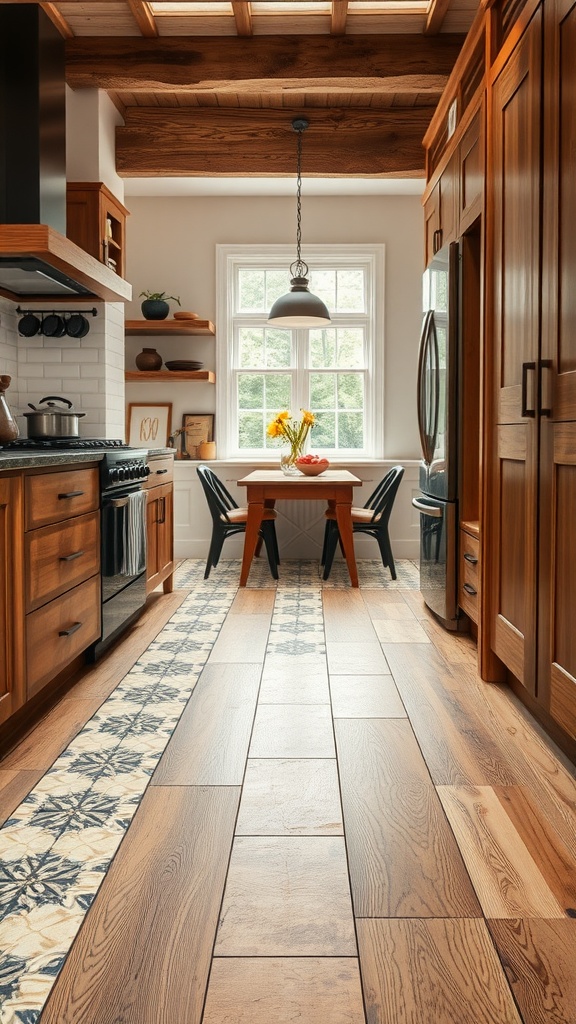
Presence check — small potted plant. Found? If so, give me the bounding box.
[140,290,181,320]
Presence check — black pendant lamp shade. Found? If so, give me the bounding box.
[267,119,331,328]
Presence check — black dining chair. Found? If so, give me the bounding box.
[197,464,279,580]
[321,465,405,580]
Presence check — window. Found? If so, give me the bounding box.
[216,244,384,459]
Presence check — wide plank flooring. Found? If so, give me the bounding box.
[2,560,576,1024]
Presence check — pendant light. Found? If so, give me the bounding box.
[267,118,331,328]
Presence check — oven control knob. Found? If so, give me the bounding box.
[109,467,120,483]
[139,465,149,479]
[118,467,127,480]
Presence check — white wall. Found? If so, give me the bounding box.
[124,193,424,460]
[66,87,125,202]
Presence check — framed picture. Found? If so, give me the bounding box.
[127,402,172,448]
[181,413,214,458]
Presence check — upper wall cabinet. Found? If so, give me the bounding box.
[423,110,483,266]
[66,182,129,279]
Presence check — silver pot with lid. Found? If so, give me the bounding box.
[23,396,86,439]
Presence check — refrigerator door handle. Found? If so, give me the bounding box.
[417,311,438,466]
[412,497,443,518]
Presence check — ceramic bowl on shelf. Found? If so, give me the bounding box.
[173,311,199,320]
[164,360,203,371]
[296,457,330,476]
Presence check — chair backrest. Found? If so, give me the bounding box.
[366,465,405,525]
[197,464,239,523]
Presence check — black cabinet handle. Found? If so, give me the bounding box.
[433,228,443,254]
[58,490,84,500]
[157,496,166,525]
[60,550,85,562]
[463,583,477,596]
[539,359,552,417]
[59,621,82,637]
[463,552,478,565]
[156,469,168,475]
[521,361,536,417]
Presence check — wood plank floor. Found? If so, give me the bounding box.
[3,570,576,1024]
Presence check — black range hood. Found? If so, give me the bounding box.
[0,5,130,303]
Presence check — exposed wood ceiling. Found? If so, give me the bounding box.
[36,1,480,178]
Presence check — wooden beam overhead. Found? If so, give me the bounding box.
[39,2,73,38]
[127,0,159,37]
[424,0,452,35]
[66,34,465,91]
[331,0,348,35]
[115,106,432,176]
[232,0,253,36]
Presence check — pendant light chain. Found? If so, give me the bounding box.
[291,119,309,281]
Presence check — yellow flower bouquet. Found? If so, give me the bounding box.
[267,408,315,473]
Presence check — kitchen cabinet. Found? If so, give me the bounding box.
[487,0,576,746]
[458,108,483,234]
[25,465,101,698]
[144,453,175,595]
[459,523,480,624]
[423,152,458,267]
[0,475,25,725]
[66,182,129,278]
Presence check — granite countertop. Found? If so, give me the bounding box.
[0,450,106,470]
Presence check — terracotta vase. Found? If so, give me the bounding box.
[135,347,163,371]
[0,375,19,443]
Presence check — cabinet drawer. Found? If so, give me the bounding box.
[144,455,174,488]
[459,530,480,622]
[26,510,100,612]
[26,575,100,698]
[25,468,99,529]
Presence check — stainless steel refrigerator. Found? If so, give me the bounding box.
[413,241,460,629]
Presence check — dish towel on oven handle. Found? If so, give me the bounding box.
[121,489,147,576]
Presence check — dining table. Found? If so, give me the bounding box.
[237,468,363,587]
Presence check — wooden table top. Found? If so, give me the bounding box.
[238,469,362,488]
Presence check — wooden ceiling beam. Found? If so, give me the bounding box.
[424,0,452,35]
[232,1,253,36]
[127,1,159,37]
[331,1,348,35]
[39,2,73,38]
[115,106,433,176]
[66,34,464,91]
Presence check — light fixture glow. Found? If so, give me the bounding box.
[268,118,331,328]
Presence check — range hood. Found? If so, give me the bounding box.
[0,225,131,303]
[0,5,131,304]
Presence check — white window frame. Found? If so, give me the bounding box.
[215,243,385,460]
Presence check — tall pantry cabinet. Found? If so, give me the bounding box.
[486,0,576,747]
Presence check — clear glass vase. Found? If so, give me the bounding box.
[280,439,305,475]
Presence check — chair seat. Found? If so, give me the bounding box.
[222,507,278,524]
[325,506,381,524]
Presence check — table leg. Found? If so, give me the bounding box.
[240,501,265,586]
[334,500,359,587]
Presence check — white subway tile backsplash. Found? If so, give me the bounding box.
[23,348,63,363]
[62,378,100,393]
[80,362,106,378]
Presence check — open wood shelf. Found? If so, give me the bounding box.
[125,319,215,336]
[125,370,215,383]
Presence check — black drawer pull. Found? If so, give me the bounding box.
[463,583,477,596]
[58,490,84,500]
[463,552,478,565]
[60,550,85,562]
[59,621,82,637]
[156,468,168,475]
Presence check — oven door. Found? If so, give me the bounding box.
[101,485,147,604]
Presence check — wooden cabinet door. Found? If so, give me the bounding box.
[439,151,458,249]
[538,0,576,735]
[0,475,25,724]
[424,183,440,268]
[459,108,483,233]
[489,9,542,694]
[146,483,174,594]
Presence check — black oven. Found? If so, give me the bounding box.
[88,447,150,659]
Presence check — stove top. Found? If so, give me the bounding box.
[1,437,130,451]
